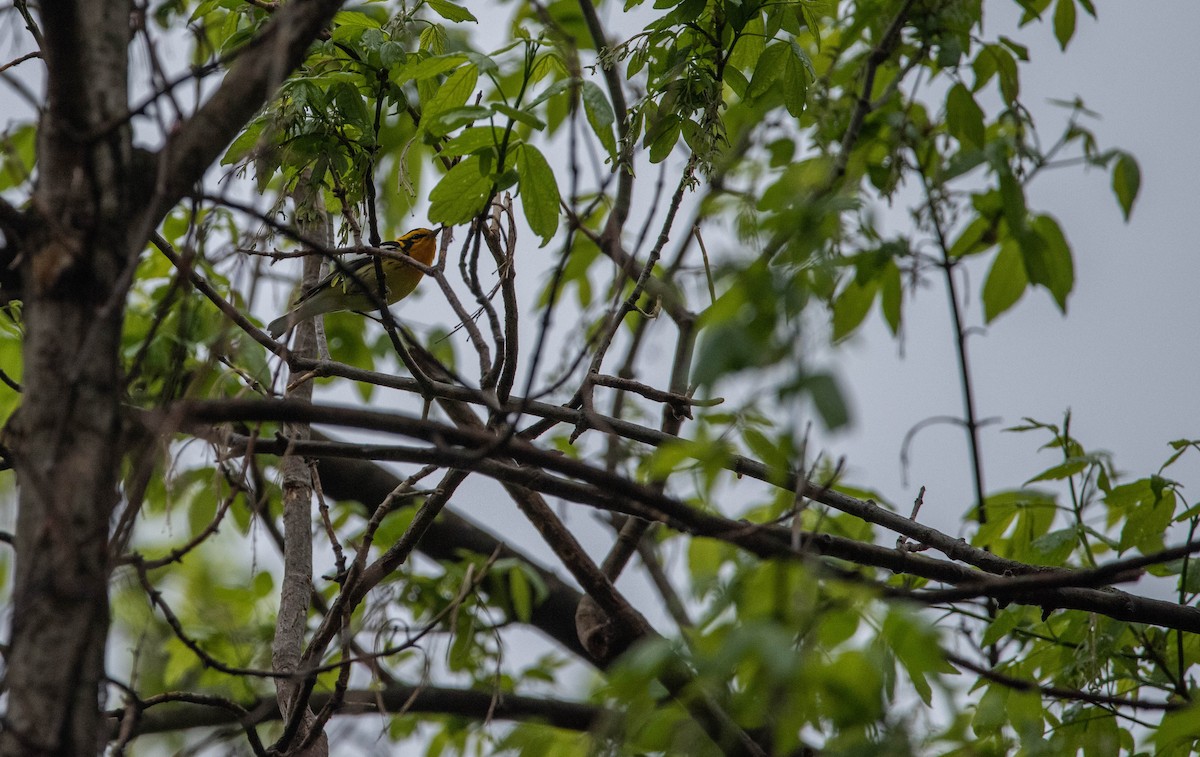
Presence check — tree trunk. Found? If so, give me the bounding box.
[0,1,134,753]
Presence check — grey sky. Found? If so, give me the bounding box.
[826,1,1200,539]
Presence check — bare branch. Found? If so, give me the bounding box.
[946,652,1182,712]
[829,0,919,188]
[110,684,604,738]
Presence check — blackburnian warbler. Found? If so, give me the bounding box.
[267,227,439,338]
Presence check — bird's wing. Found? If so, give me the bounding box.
[297,255,382,303]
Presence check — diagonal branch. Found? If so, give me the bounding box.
[311,444,593,661]
[173,397,1200,636]
[946,652,1182,712]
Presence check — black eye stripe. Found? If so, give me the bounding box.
[382,229,435,251]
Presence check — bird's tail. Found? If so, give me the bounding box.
[266,292,341,338]
[266,313,294,339]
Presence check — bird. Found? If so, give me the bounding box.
[266,227,439,338]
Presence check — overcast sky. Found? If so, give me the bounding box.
[825,1,1200,541]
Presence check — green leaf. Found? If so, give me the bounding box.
[425,105,494,136]
[464,51,499,77]
[998,35,1031,61]
[766,137,795,168]
[988,45,1020,104]
[515,144,560,243]
[251,570,275,599]
[1026,214,1074,311]
[526,78,572,110]
[879,260,902,335]
[529,51,566,85]
[781,42,810,118]
[997,168,1028,231]
[440,126,500,156]
[972,46,998,92]
[1112,151,1140,221]
[1156,706,1200,753]
[972,686,1008,734]
[331,10,381,35]
[946,83,986,149]
[805,372,849,430]
[818,649,884,725]
[1182,560,1200,593]
[378,40,406,68]
[742,428,793,486]
[332,82,370,133]
[220,120,263,167]
[508,567,532,622]
[723,65,749,98]
[647,115,682,163]
[973,490,1058,554]
[405,53,468,82]
[831,277,878,341]
[747,42,788,100]
[1119,487,1175,554]
[418,24,446,54]
[949,217,995,258]
[982,239,1027,323]
[883,611,954,708]
[422,63,478,122]
[1029,527,1075,565]
[1053,0,1076,50]
[688,538,732,590]
[0,122,36,191]
[1025,458,1087,484]
[447,614,475,671]
[429,155,493,225]
[426,0,478,23]
[493,102,546,131]
[693,323,756,387]
[799,3,822,51]
[581,81,617,160]
[941,152,987,188]
[981,606,1027,647]
[644,435,731,485]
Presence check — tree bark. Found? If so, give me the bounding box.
[271,183,330,756]
[1,2,134,754]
